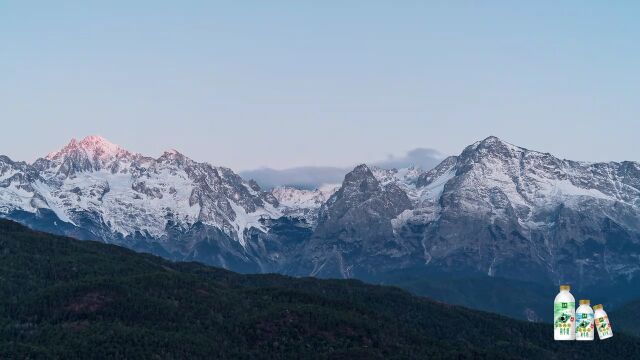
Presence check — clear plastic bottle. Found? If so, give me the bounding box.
[593,304,613,340]
[554,285,575,340]
[575,299,594,341]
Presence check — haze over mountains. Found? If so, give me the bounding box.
[1,135,639,320]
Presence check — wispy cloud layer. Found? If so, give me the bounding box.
[241,148,445,190]
[371,148,443,171]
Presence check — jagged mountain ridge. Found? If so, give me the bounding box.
[300,136,640,290]
[2,135,640,309]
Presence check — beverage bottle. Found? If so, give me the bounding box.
[575,299,594,341]
[593,304,613,340]
[554,285,575,340]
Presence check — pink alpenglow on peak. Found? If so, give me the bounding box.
[45,135,131,161]
[41,136,140,177]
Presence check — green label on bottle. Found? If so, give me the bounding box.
[595,315,612,337]
[576,312,594,338]
[554,302,575,336]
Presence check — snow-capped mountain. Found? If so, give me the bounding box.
[0,136,295,271]
[297,136,640,292]
[2,135,640,305]
[416,137,640,282]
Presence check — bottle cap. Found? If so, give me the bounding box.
[559,285,570,291]
[579,299,590,305]
[593,304,603,310]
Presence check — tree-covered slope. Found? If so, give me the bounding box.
[377,270,554,321]
[0,220,638,359]
[612,300,640,337]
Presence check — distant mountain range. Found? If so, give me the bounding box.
[2,135,639,320]
[2,219,639,359]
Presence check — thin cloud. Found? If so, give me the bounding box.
[240,166,349,190]
[242,148,445,190]
[371,148,444,170]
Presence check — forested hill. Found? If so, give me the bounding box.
[612,300,640,337]
[0,220,638,359]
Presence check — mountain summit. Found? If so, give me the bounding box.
[46,135,128,161]
[40,135,137,177]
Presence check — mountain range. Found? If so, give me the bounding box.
[2,135,639,320]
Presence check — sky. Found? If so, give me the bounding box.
[1,1,639,170]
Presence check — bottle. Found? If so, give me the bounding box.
[554,285,575,340]
[593,304,613,340]
[575,299,594,341]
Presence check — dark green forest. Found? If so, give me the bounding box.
[1,219,638,359]
[612,300,640,337]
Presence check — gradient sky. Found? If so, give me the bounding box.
[1,1,639,170]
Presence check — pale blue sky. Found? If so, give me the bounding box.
[1,1,638,170]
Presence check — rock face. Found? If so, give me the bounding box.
[293,164,415,279]
[2,135,640,298]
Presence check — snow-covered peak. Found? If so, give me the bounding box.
[157,148,192,167]
[412,137,640,226]
[163,149,182,156]
[468,135,514,147]
[40,136,138,177]
[79,135,123,153]
[462,135,531,160]
[46,135,129,161]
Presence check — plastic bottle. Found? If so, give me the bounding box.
[575,299,594,341]
[554,285,575,340]
[593,304,613,340]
